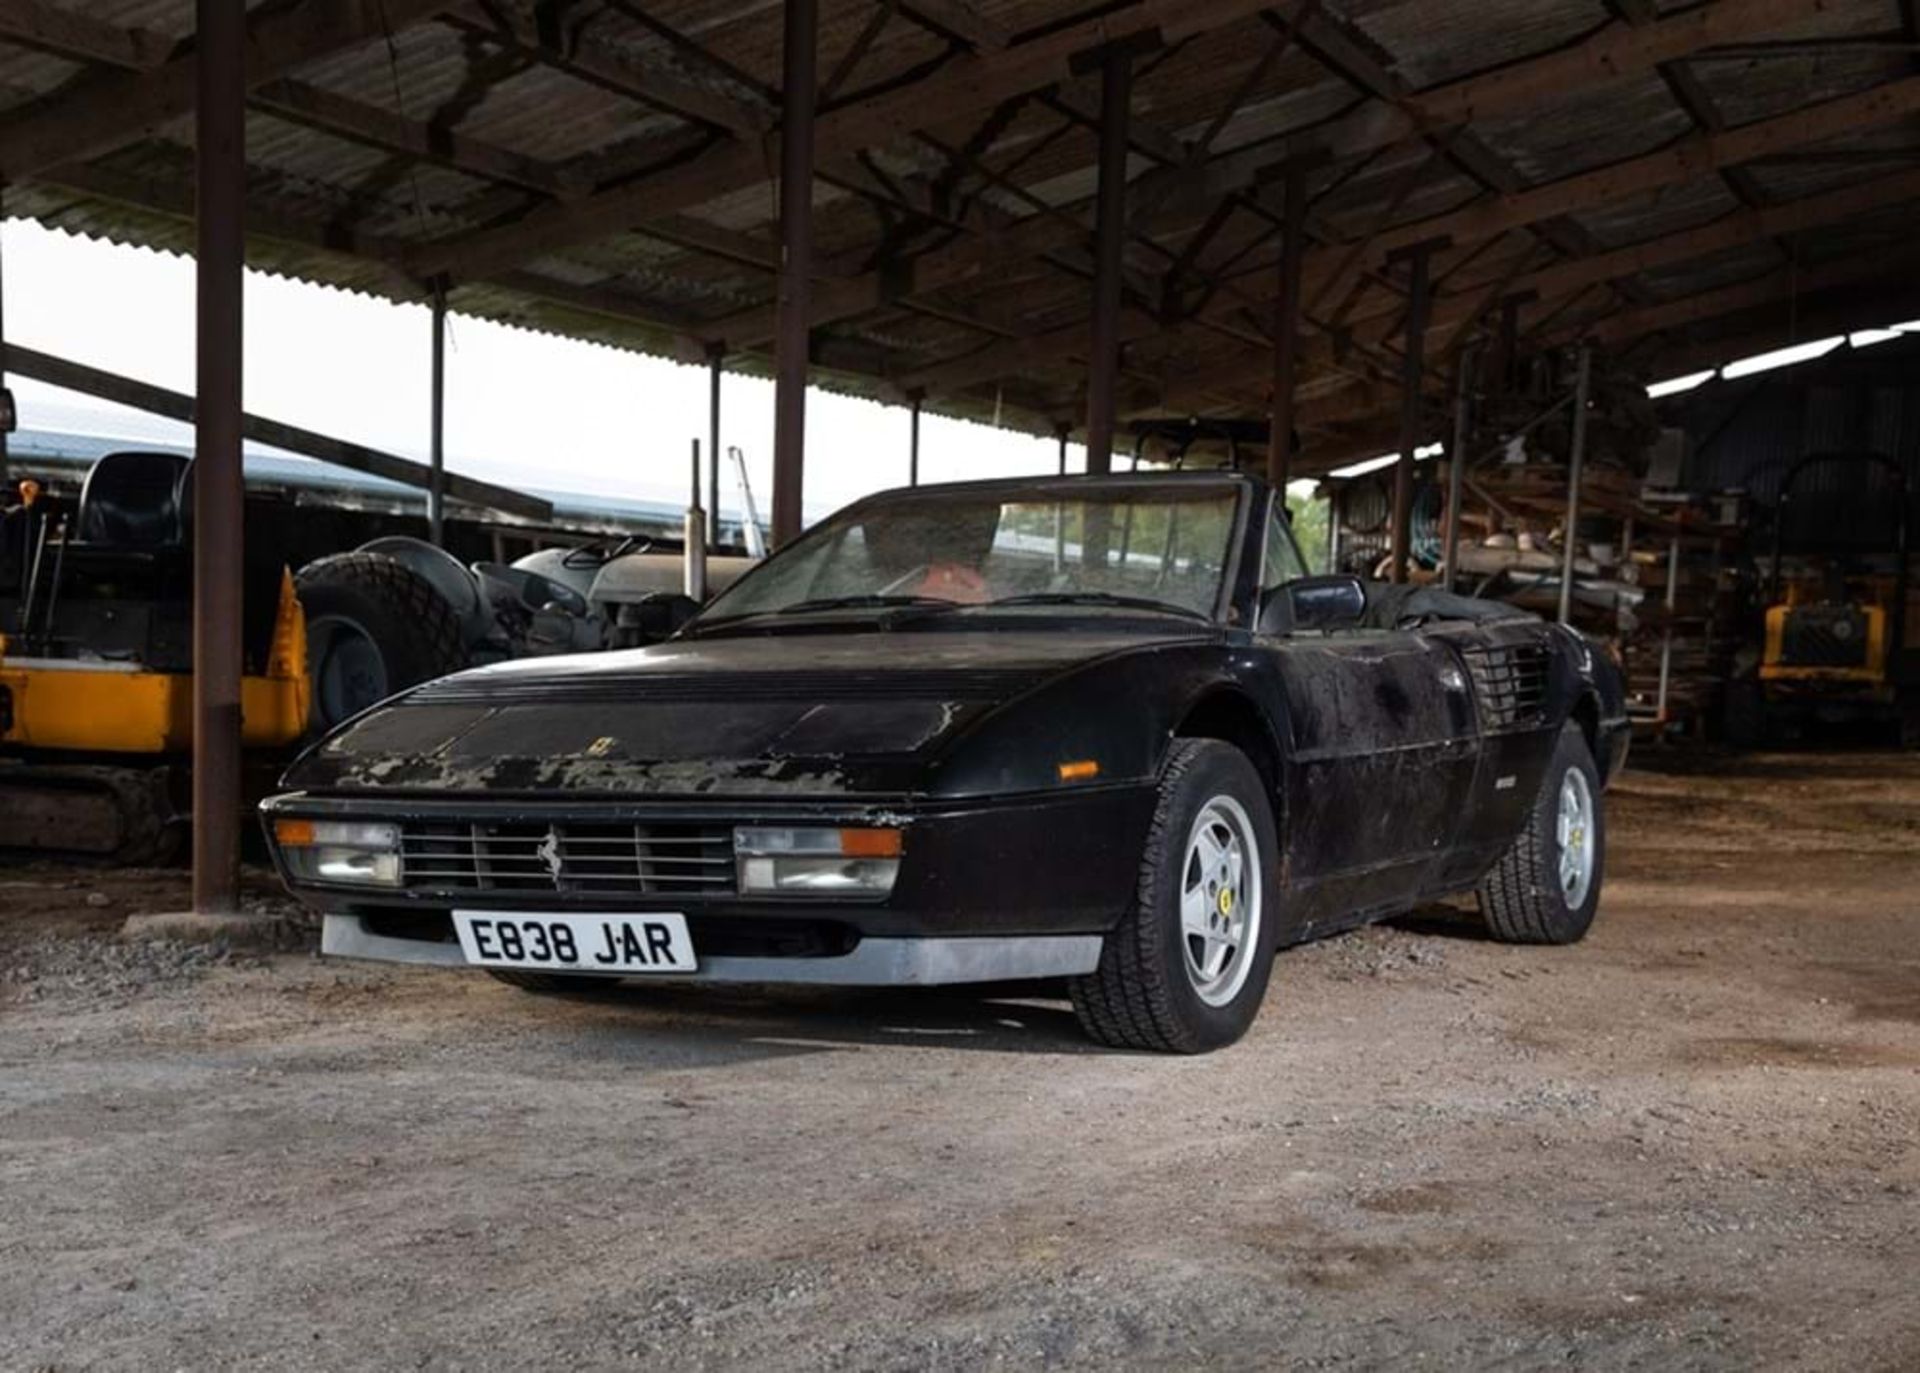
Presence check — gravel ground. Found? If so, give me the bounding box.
[2,750,1917,1370]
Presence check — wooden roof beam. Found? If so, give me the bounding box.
[0,0,450,179]
[701,0,1850,385]
[404,0,1305,282]
[0,0,175,70]
[439,4,771,137]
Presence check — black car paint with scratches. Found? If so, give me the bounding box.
[263,473,1628,962]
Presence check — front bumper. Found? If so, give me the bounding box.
[322,913,1103,985]
[267,784,1155,985]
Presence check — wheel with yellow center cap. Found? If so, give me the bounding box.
[1069,739,1280,1053]
[1478,721,1607,945]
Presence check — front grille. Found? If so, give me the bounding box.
[1462,644,1550,730]
[399,821,735,896]
[1779,608,1870,669]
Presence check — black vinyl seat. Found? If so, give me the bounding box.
[75,451,190,548]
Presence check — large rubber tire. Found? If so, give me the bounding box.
[296,552,468,733]
[486,970,612,994]
[1068,740,1281,1053]
[1477,722,1605,945]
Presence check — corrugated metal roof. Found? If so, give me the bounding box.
[0,0,1917,471]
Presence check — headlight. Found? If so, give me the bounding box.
[273,818,402,888]
[734,826,901,896]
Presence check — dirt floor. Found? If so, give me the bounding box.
[3,750,1917,1371]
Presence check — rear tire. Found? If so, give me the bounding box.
[1069,740,1280,1053]
[296,552,468,733]
[1478,721,1605,944]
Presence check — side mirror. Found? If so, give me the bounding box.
[1260,574,1367,634]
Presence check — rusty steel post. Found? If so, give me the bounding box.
[907,388,923,486]
[770,0,817,546]
[1441,344,1479,593]
[428,281,446,547]
[1083,46,1132,475]
[1388,243,1434,584]
[0,182,9,483]
[1557,342,1594,625]
[191,0,246,916]
[1269,161,1307,495]
[706,344,723,548]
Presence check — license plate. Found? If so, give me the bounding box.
[453,912,696,975]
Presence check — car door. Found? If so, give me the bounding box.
[1252,502,1480,924]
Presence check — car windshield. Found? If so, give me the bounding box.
[695,483,1241,628]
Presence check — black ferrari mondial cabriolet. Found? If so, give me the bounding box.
[264,472,1627,1052]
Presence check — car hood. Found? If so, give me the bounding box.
[283,628,1200,798]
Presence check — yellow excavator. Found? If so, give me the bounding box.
[0,452,312,861]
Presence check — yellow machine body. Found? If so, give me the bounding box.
[1759,602,1887,687]
[0,570,311,753]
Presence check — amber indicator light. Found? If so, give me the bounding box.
[839,827,903,858]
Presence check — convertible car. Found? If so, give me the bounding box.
[264,472,1628,1053]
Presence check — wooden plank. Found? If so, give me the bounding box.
[0,0,448,179]
[6,344,553,521]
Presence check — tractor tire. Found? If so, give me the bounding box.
[296,552,468,734]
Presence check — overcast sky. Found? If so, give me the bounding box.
[0,218,1085,525]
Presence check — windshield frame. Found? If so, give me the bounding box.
[688,472,1260,634]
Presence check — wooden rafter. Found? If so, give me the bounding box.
[0,0,450,178]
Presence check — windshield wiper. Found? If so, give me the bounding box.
[980,592,1213,622]
[688,594,959,634]
[774,594,956,615]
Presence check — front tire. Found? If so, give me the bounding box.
[1069,740,1280,1053]
[1477,721,1605,944]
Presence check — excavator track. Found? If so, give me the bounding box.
[0,762,183,865]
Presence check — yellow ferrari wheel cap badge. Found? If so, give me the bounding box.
[1217,888,1234,917]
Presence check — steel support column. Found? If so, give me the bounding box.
[770,0,818,546]
[1056,420,1071,475]
[1441,345,1479,593]
[706,344,723,548]
[1269,161,1307,496]
[190,0,246,916]
[1557,342,1594,625]
[1083,47,1132,475]
[0,183,9,483]
[906,389,924,485]
[427,281,446,547]
[1388,243,1435,584]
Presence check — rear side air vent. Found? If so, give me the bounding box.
[1460,644,1550,731]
